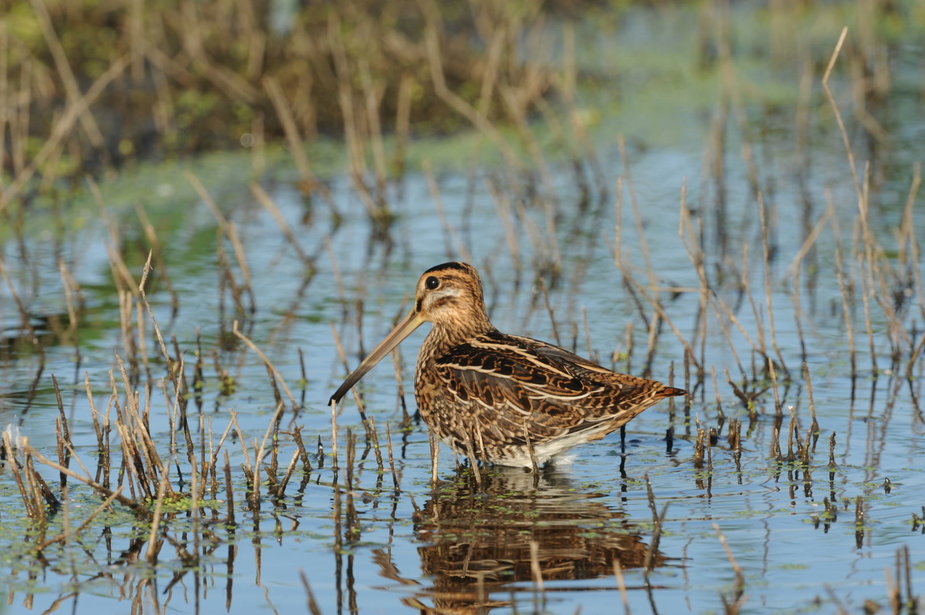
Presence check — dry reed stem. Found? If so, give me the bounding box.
[620,272,699,372]
[228,412,253,476]
[713,523,746,613]
[146,474,169,563]
[116,354,174,497]
[34,485,125,552]
[57,259,82,342]
[419,0,518,169]
[501,80,558,200]
[276,449,300,499]
[529,539,545,595]
[134,203,178,315]
[27,444,151,518]
[3,434,38,519]
[785,207,832,278]
[250,182,311,265]
[1,56,128,209]
[801,362,820,436]
[0,256,44,358]
[613,559,631,615]
[486,179,523,284]
[463,435,481,487]
[767,358,782,417]
[357,56,388,193]
[828,193,858,383]
[429,429,439,485]
[137,250,172,366]
[757,192,787,376]
[252,402,286,506]
[643,474,667,576]
[264,76,318,190]
[821,28,861,200]
[385,422,400,491]
[299,570,324,615]
[423,160,470,262]
[366,416,384,472]
[223,449,235,527]
[330,399,339,473]
[232,320,298,411]
[618,137,656,288]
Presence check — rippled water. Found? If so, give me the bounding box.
[1,5,924,615]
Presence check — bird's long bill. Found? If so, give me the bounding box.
[329,310,425,405]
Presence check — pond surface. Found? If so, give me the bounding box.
[1,4,924,614]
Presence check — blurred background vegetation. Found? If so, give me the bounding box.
[0,0,921,205]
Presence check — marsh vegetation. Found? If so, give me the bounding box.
[0,0,923,613]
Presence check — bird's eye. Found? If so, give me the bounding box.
[425,276,439,290]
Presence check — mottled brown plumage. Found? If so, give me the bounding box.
[330,262,685,467]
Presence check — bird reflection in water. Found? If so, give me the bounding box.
[374,466,666,612]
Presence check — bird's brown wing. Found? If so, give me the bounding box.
[432,330,668,445]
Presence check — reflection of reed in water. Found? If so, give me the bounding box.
[388,466,665,612]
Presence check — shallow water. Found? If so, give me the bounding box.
[1,3,924,615]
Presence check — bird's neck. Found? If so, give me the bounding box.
[419,315,493,364]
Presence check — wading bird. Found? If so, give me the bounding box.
[329,262,685,468]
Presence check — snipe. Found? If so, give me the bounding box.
[330,262,685,468]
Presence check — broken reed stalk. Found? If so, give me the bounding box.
[250,182,311,265]
[367,416,384,473]
[463,435,481,487]
[276,448,300,499]
[138,251,174,371]
[620,271,700,374]
[116,354,175,499]
[146,474,169,563]
[0,56,129,210]
[3,434,41,520]
[693,424,706,469]
[291,426,312,474]
[224,450,236,527]
[619,136,657,290]
[424,160,469,261]
[801,362,820,442]
[419,0,519,169]
[713,523,746,613]
[24,443,152,518]
[299,570,324,615]
[855,495,865,549]
[330,399,340,473]
[757,192,788,379]
[643,474,667,575]
[51,374,71,487]
[252,402,286,507]
[232,320,298,411]
[344,429,359,541]
[529,539,546,611]
[186,170,256,313]
[0,256,45,359]
[57,258,82,346]
[613,559,631,615]
[134,203,179,317]
[84,373,110,485]
[429,429,439,484]
[34,486,124,552]
[263,76,318,192]
[767,358,782,417]
[385,422,400,491]
[828,193,858,385]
